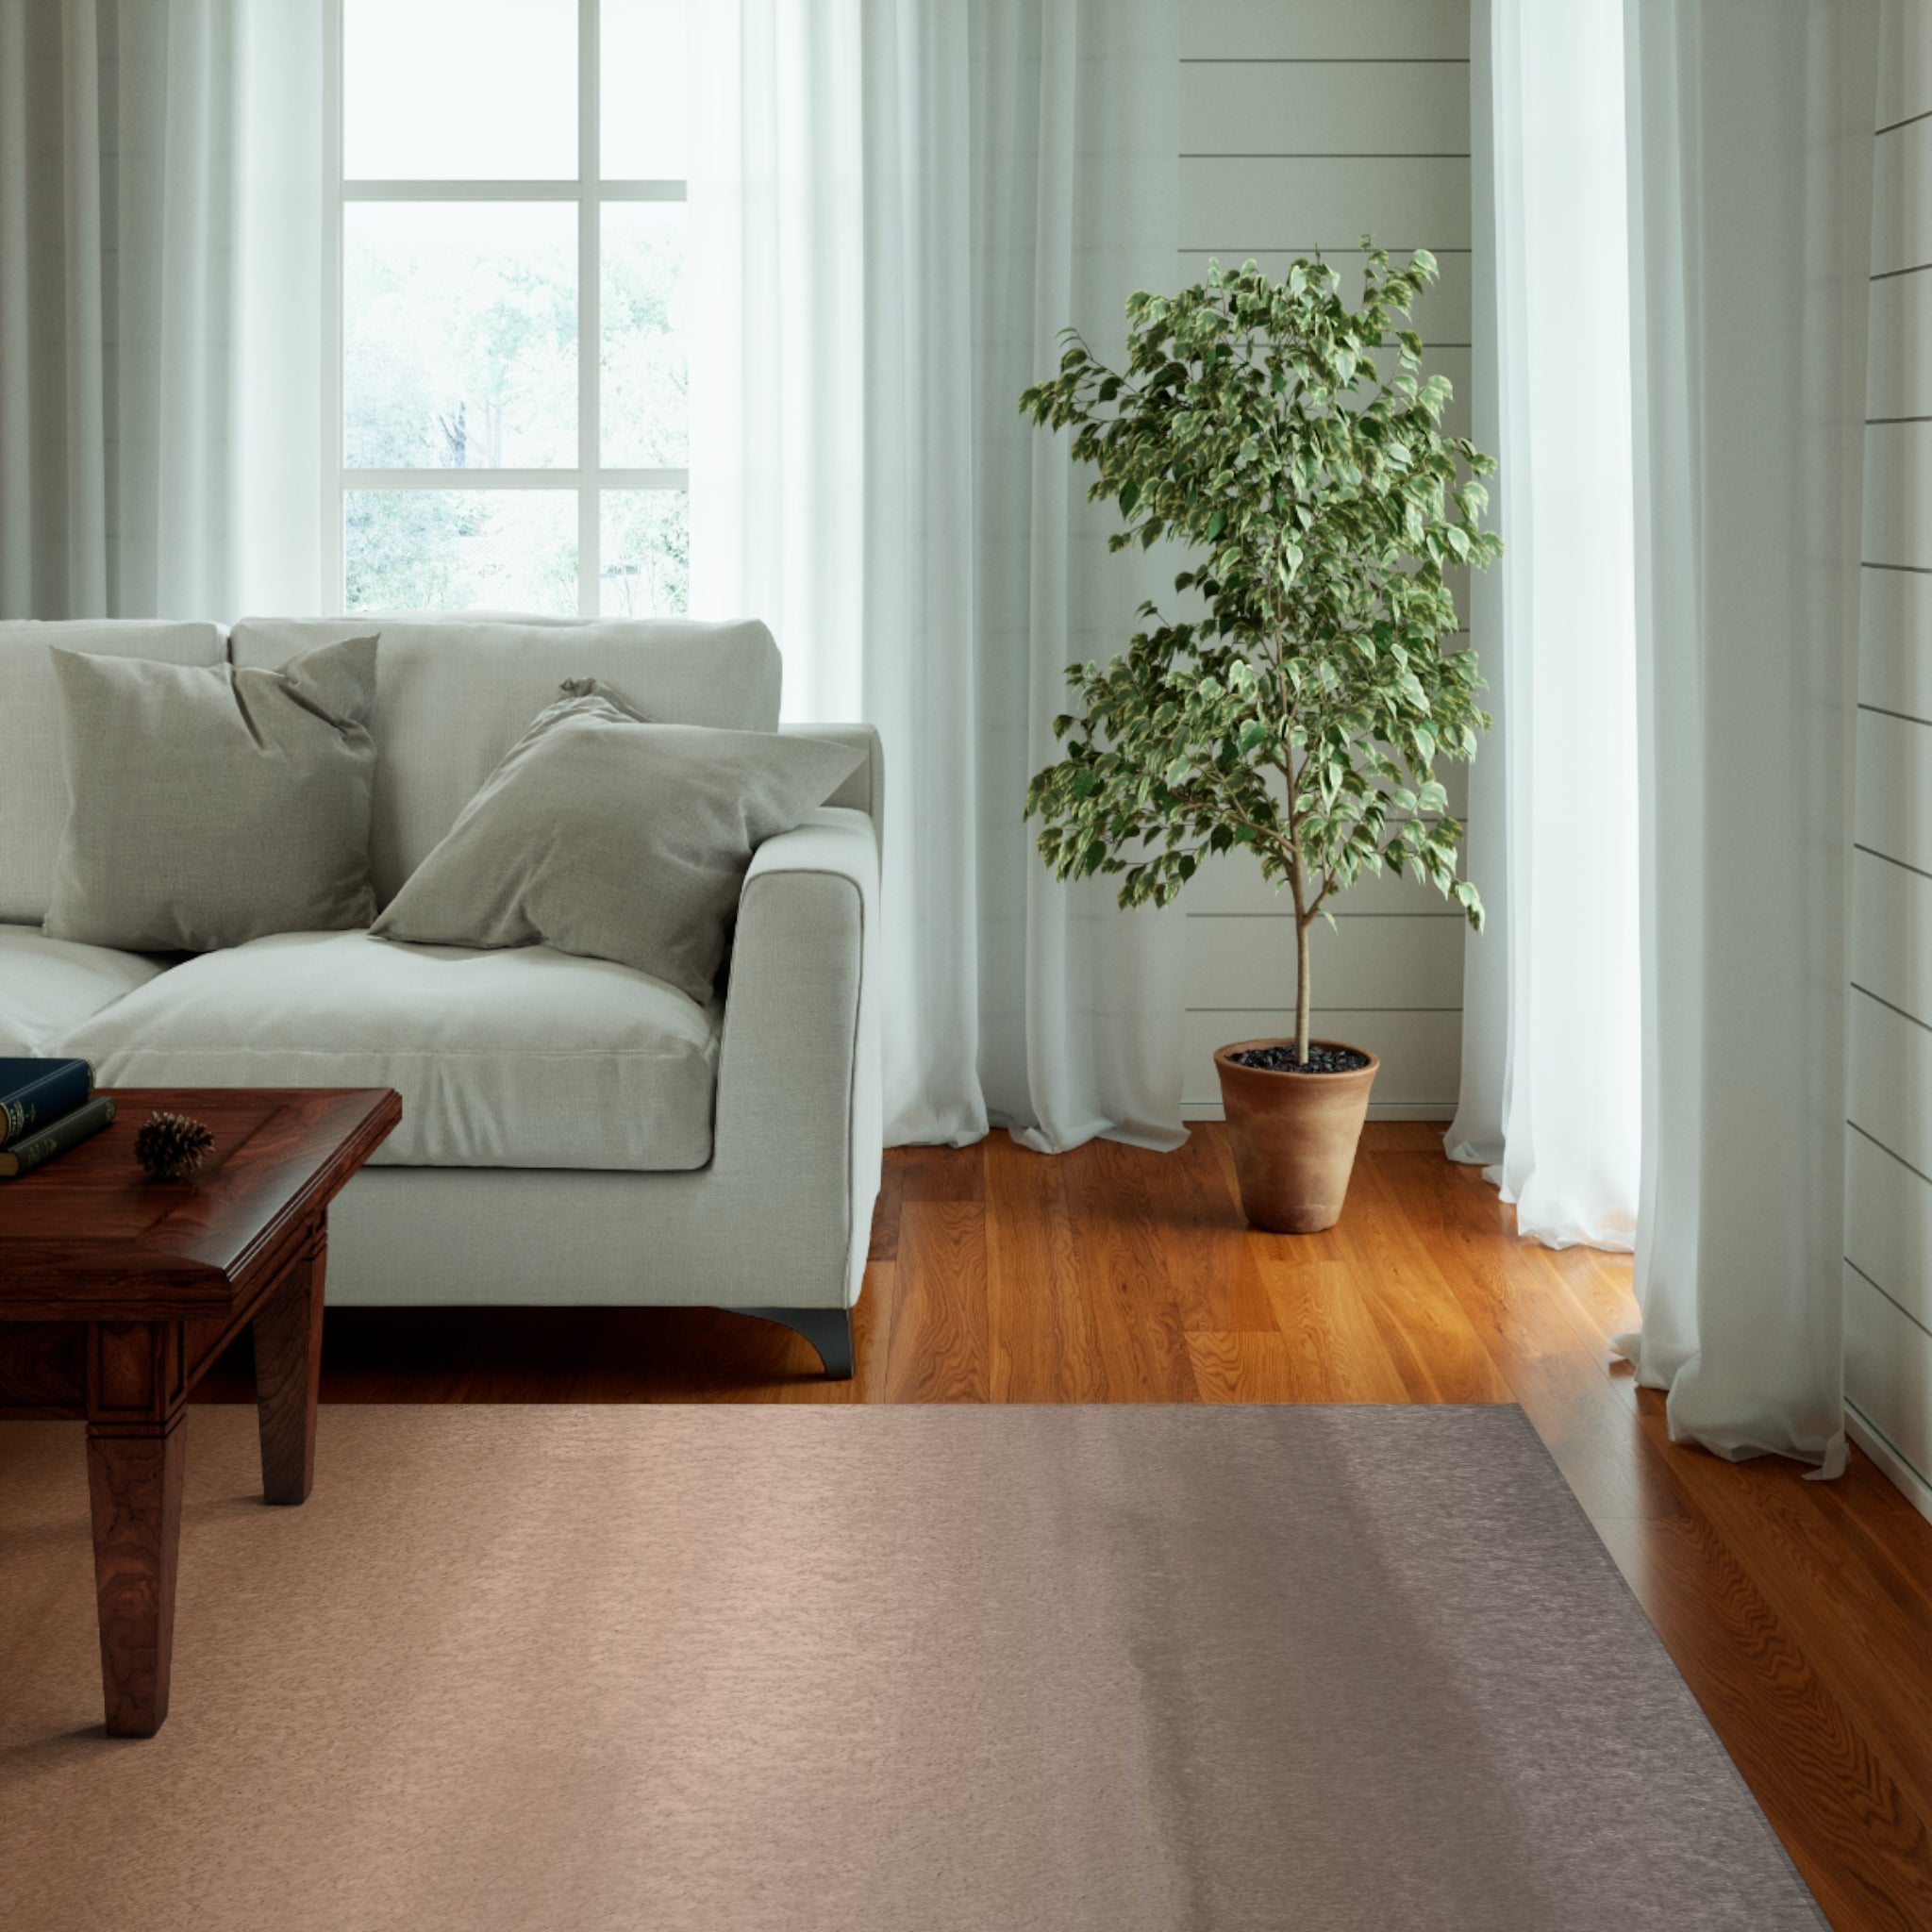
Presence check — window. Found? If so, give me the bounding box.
[325,0,689,617]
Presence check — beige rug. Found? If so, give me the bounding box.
[2,1404,1821,1931]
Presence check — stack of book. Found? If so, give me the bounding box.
[0,1059,115,1178]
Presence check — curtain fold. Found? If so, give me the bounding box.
[1445,5,1510,1179]
[1614,0,1877,1471]
[0,0,322,622]
[1447,0,1641,1251]
[690,0,1185,1150]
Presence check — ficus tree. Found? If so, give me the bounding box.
[1020,243,1502,1066]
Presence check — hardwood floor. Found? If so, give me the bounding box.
[192,1123,1932,1931]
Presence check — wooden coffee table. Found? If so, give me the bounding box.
[0,1086,400,1736]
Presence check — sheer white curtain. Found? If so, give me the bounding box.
[0,0,324,621]
[1459,0,1876,1470]
[1615,0,1876,1472]
[1447,0,1642,1251]
[689,0,1185,1150]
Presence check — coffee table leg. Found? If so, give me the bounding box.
[87,1416,186,1739]
[254,1231,326,1506]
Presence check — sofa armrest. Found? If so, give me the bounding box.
[708,802,882,1307]
[780,723,883,858]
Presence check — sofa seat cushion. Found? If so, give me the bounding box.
[0,924,174,1057]
[57,930,720,1172]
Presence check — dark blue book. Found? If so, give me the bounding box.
[0,1058,95,1152]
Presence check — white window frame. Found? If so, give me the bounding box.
[322,0,688,615]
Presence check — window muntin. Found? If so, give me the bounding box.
[328,0,690,618]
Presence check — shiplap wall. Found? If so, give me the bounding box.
[1174,0,1474,1120]
[1849,0,1932,1524]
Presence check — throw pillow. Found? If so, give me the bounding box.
[43,635,380,952]
[370,682,862,1004]
[227,616,786,906]
[0,621,224,926]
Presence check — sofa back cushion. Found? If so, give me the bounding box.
[0,621,226,925]
[228,616,782,905]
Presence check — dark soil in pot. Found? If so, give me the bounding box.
[1226,1044,1372,1075]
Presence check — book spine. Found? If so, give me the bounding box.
[0,1060,95,1151]
[0,1095,115,1177]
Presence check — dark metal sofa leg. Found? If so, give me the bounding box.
[728,1307,855,1381]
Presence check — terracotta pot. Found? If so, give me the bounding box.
[1213,1038,1380,1234]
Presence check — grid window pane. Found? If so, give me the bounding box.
[343,0,577,180]
[601,0,689,179]
[345,203,576,470]
[601,491,689,616]
[347,491,579,614]
[601,203,687,466]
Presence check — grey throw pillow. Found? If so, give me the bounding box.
[370,681,863,1004]
[43,635,380,952]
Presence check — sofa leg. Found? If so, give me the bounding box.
[727,1307,855,1381]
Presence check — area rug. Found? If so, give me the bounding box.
[1,1404,1822,1931]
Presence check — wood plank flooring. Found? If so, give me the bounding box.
[191,1123,1932,1932]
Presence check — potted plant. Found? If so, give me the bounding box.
[1020,244,1500,1232]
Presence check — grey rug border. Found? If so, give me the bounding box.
[1469,1403,1829,1929]
[1155,1398,1835,1929]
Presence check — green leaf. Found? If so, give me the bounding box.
[1016,235,1499,946]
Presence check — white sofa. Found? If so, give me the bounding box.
[0,616,883,1377]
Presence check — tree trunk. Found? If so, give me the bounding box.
[1295,914,1312,1065]
[1288,845,1312,1066]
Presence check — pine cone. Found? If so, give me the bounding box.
[134,1110,216,1181]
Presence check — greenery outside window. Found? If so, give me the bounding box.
[326,0,689,616]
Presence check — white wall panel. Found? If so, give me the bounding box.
[1848,1127,1932,1331]
[1181,62,1469,158]
[1187,913,1464,1011]
[1182,0,1469,61]
[1856,708,1932,871]
[1181,1008,1463,1108]
[1872,115,1932,278]
[1181,157,1471,255]
[1850,988,1932,1180]
[1845,1265,1932,1494]
[1853,8,1932,1521]
[1867,267,1932,420]
[1879,0,1932,131]
[1853,845,1932,1020]
[1858,564,1932,720]
[1861,420,1932,567]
